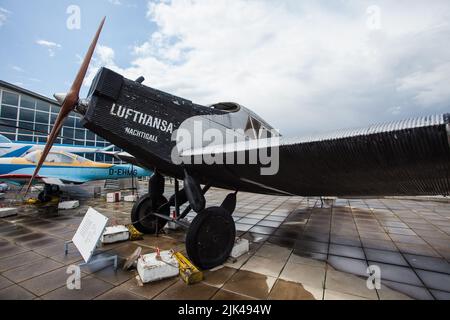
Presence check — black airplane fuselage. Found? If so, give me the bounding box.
[81,67,450,198]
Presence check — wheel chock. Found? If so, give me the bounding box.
[173,252,203,285]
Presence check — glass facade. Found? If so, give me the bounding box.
[0,82,120,163]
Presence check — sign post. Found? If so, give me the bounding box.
[64,207,118,269]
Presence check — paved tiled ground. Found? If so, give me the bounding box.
[0,183,449,300]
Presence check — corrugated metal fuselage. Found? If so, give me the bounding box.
[82,68,450,197]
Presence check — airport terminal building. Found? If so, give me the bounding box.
[0,80,118,163]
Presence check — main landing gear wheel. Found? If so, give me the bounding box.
[131,194,169,234]
[186,206,236,270]
[38,191,51,203]
[38,185,60,203]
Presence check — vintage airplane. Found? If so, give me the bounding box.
[0,149,151,202]
[26,18,450,269]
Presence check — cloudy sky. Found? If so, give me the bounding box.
[1,0,449,136]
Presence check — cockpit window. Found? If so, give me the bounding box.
[25,151,75,164]
[45,153,74,163]
[74,155,91,163]
[24,152,38,163]
[244,116,274,140]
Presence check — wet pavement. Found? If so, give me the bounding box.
[0,182,449,300]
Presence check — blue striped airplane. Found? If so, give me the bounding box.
[0,149,152,201]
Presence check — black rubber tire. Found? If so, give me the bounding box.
[38,191,51,203]
[131,194,169,234]
[186,206,236,270]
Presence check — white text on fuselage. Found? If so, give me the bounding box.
[125,127,158,143]
[110,103,174,134]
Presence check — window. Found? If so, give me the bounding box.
[50,105,60,113]
[36,100,49,112]
[1,105,18,120]
[21,96,36,109]
[25,152,39,163]
[95,141,106,147]
[34,136,47,144]
[35,112,49,124]
[18,121,34,135]
[64,117,75,127]
[34,123,49,135]
[0,119,17,133]
[74,155,90,163]
[49,113,57,125]
[86,131,95,141]
[19,108,34,122]
[75,129,85,140]
[63,128,74,139]
[95,154,105,162]
[75,117,83,128]
[244,116,273,140]
[63,139,74,145]
[85,141,95,146]
[45,152,74,164]
[244,117,258,139]
[2,91,19,106]
[18,135,33,142]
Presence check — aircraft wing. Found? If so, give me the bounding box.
[180,114,450,197]
[0,174,86,185]
[101,151,146,168]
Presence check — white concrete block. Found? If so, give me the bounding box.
[0,207,18,218]
[106,192,121,203]
[58,200,80,210]
[124,195,138,202]
[0,183,9,192]
[230,238,249,259]
[137,251,179,283]
[166,221,179,230]
[101,225,130,244]
[165,212,179,230]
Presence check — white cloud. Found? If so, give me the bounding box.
[36,39,62,57]
[0,7,11,27]
[108,0,122,5]
[11,65,24,73]
[87,0,450,136]
[84,45,123,86]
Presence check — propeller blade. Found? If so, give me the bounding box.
[24,17,106,194]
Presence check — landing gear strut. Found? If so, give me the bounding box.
[131,170,237,270]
